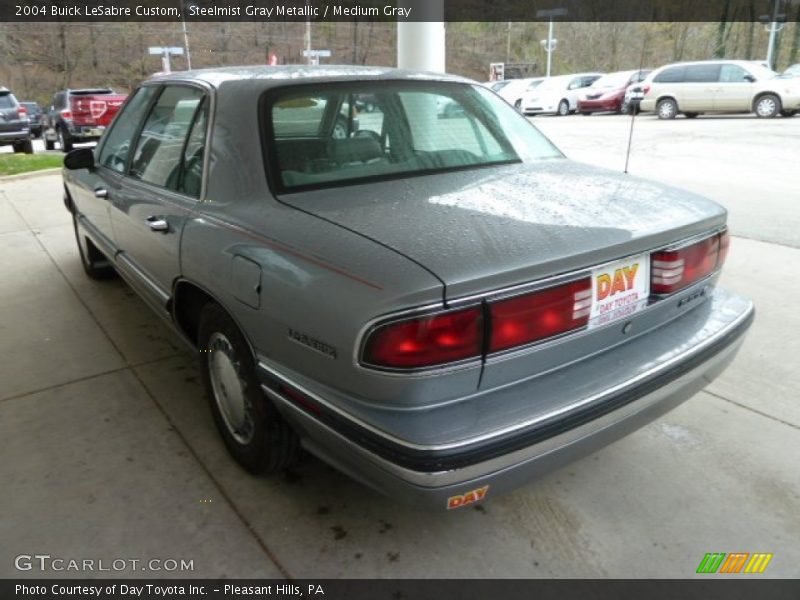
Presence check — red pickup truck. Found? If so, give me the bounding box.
[43,88,127,152]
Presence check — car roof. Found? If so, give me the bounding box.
[149,65,473,89]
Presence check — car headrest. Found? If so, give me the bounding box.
[328,136,383,164]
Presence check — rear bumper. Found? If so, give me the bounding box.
[578,98,622,112]
[0,129,30,144]
[260,288,753,510]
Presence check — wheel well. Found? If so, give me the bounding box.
[172,281,216,346]
[63,185,75,213]
[657,96,678,107]
[752,92,779,109]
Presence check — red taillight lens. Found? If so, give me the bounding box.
[642,85,651,95]
[61,109,73,120]
[364,307,483,369]
[651,232,727,294]
[489,279,592,353]
[18,106,27,117]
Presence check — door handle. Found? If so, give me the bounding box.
[146,216,169,232]
[94,188,108,198]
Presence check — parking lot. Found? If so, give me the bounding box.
[1,113,798,578]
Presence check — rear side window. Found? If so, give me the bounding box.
[129,85,205,193]
[685,64,721,83]
[98,86,158,173]
[654,66,686,83]
[0,93,15,109]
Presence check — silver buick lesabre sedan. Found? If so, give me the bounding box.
[62,66,754,510]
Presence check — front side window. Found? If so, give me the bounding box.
[720,65,751,82]
[97,86,158,173]
[266,81,562,192]
[129,85,205,192]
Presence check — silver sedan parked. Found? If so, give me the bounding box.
[62,66,753,510]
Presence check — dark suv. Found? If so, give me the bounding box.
[43,88,127,152]
[19,101,44,137]
[0,87,34,154]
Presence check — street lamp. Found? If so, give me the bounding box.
[536,8,567,77]
[181,1,195,70]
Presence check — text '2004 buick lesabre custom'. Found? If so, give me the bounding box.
[62,66,754,510]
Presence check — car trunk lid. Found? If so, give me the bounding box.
[69,92,127,127]
[279,159,726,300]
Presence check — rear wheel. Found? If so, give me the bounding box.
[198,303,299,474]
[656,98,678,120]
[72,213,116,279]
[58,127,73,152]
[45,134,55,151]
[754,94,781,118]
[557,99,570,116]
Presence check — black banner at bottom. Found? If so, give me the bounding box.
[3,579,800,600]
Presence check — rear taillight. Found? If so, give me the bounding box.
[651,231,727,294]
[61,109,73,120]
[363,307,483,369]
[642,85,651,95]
[489,279,592,352]
[18,106,27,117]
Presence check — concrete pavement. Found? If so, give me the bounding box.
[1,113,798,578]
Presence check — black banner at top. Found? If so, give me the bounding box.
[3,0,800,22]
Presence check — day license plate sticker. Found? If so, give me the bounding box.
[589,253,650,329]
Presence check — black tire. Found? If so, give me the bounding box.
[656,98,678,120]
[21,138,34,154]
[58,127,73,152]
[11,142,23,153]
[557,99,570,116]
[754,94,781,118]
[781,109,797,117]
[45,136,55,151]
[198,303,299,475]
[72,213,116,279]
[684,112,699,119]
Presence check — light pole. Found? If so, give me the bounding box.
[536,8,567,77]
[181,15,192,70]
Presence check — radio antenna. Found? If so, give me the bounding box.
[624,30,649,174]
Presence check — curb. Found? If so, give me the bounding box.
[0,167,63,182]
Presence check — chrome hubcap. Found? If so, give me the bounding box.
[757,98,776,117]
[659,102,675,118]
[208,332,254,444]
[559,102,568,115]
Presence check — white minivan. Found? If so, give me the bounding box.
[638,60,779,119]
[521,73,603,116]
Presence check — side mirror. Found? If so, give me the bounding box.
[631,86,642,93]
[64,148,95,170]
[744,74,756,83]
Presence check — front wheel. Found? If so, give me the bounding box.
[754,94,781,118]
[58,127,73,152]
[657,98,678,120]
[198,303,299,474]
[557,99,570,116]
[73,213,116,279]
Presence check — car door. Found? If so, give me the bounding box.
[716,64,758,111]
[69,87,158,258]
[682,64,722,111]
[110,83,209,315]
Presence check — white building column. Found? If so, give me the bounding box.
[397,1,445,72]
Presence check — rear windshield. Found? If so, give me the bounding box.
[265,81,562,192]
[0,93,16,109]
